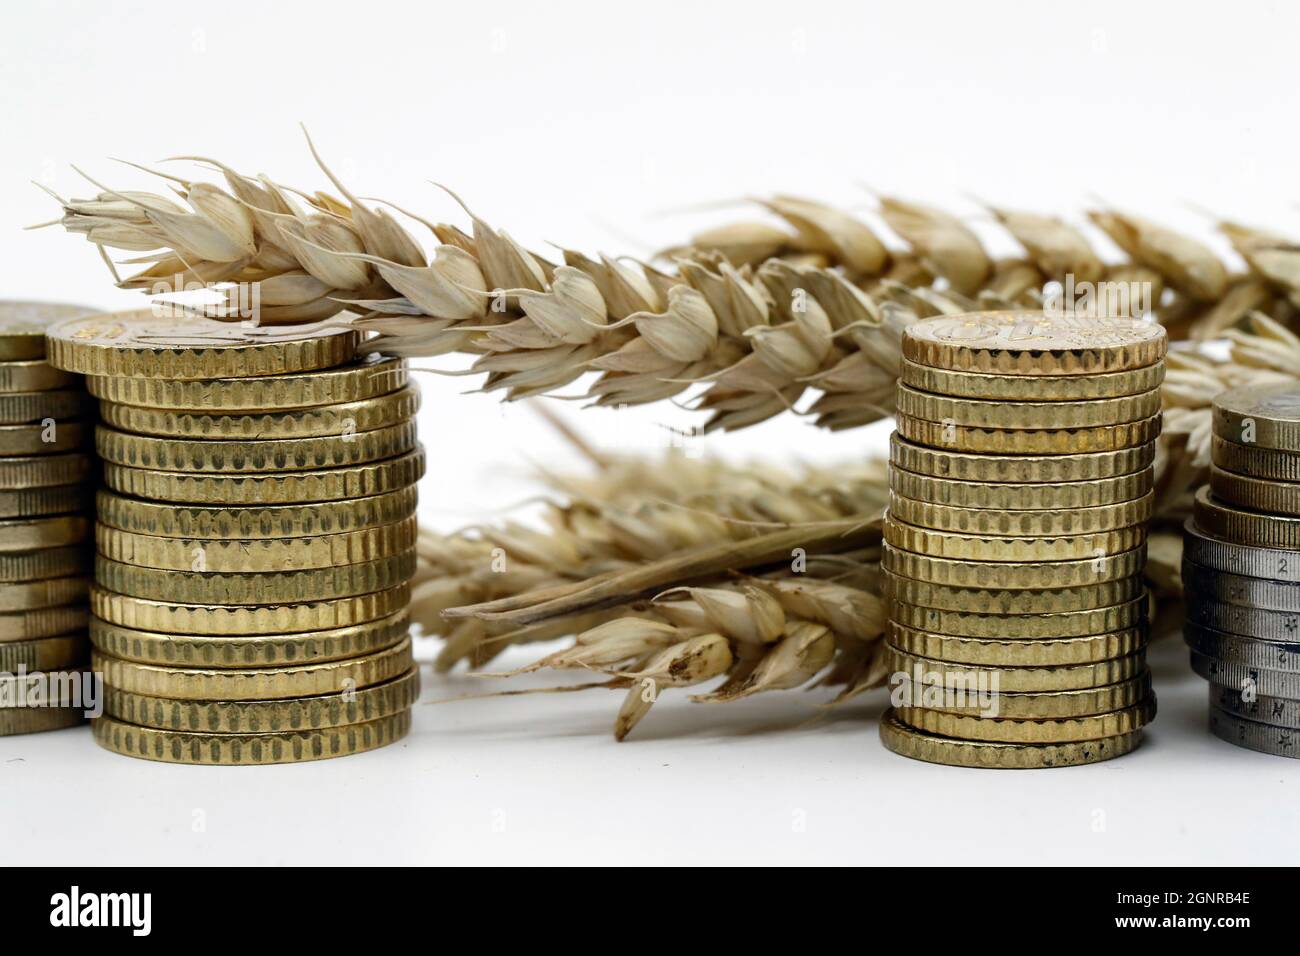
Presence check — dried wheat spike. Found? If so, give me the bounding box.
[414,451,887,669]
[410,447,890,737]
[40,133,1300,432]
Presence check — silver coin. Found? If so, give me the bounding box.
[1183,519,1300,582]
[1190,649,1300,698]
[1208,705,1300,758]
[1185,623,1300,672]
[1186,597,1300,642]
[1182,559,1300,612]
[1210,684,1300,729]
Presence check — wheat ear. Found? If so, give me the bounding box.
[40,136,1300,433]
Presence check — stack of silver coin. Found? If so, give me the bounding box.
[1184,381,1300,758]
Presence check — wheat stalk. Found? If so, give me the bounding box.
[414,446,890,737]
[42,129,1298,528]
[413,444,888,655]
[38,134,1300,435]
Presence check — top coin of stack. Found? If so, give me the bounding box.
[880,310,1167,769]
[46,310,424,765]
[0,302,96,736]
[1182,381,1300,757]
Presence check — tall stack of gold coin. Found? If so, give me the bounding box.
[45,310,423,765]
[1183,382,1300,758]
[879,310,1166,769]
[0,302,96,735]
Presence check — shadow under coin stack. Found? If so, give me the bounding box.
[45,310,424,765]
[1184,382,1300,758]
[879,310,1167,768]
[0,301,96,735]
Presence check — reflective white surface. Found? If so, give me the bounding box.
[1,636,1293,866]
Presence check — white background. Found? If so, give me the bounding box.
[1,0,1297,865]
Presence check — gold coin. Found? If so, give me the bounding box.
[0,577,88,612]
[881,541,1146,589]
[0,301,95,361]
[0,634,87,671]
[884,569,1144,614]
[0,452,91,490]
[46,309,359,379]
[879,709,1143,768]
[96,517,418,572]
[887,621,1148,666]
[0,485,88,519]
[888,597,1148,639]
[0,605,89,642]
[896,383,1162,430]
[1210,435,1300,483]
[95,551,416,605]
[889,433,1154,483]
[99,384,420,439]
[883,513,1146,563]
[899,357,1164,401]
[96,486,418,539]
[87,354,407,410]
[897,412,1161,454]
[90,609,410,668]
[1208,467,1300,521]
[0,545,90,583]
[0,421,89,455]
[92,709,410,765]
[0,390,87,424]
[1212,381,1300,450]
[0,359,78,394]
[1194,484,1300,548]
[91,583,410,635]
[894,698,1155,743]
[96,421,417,472]
[94,636,412,700]
[907,673,1152,719]
[105,667,420,733]
[901,311,1167,375]
[102,446,425,504]
[890,466,1153,511]
[885,647,1145,692]
[0,708,85,736]
[887,490,1153,535]
[0,515,89,552]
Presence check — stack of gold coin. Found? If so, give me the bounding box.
[46,310,423,764]
[879,310,1166,768]
[1183,382,1300,758]
[0,302,96,735]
